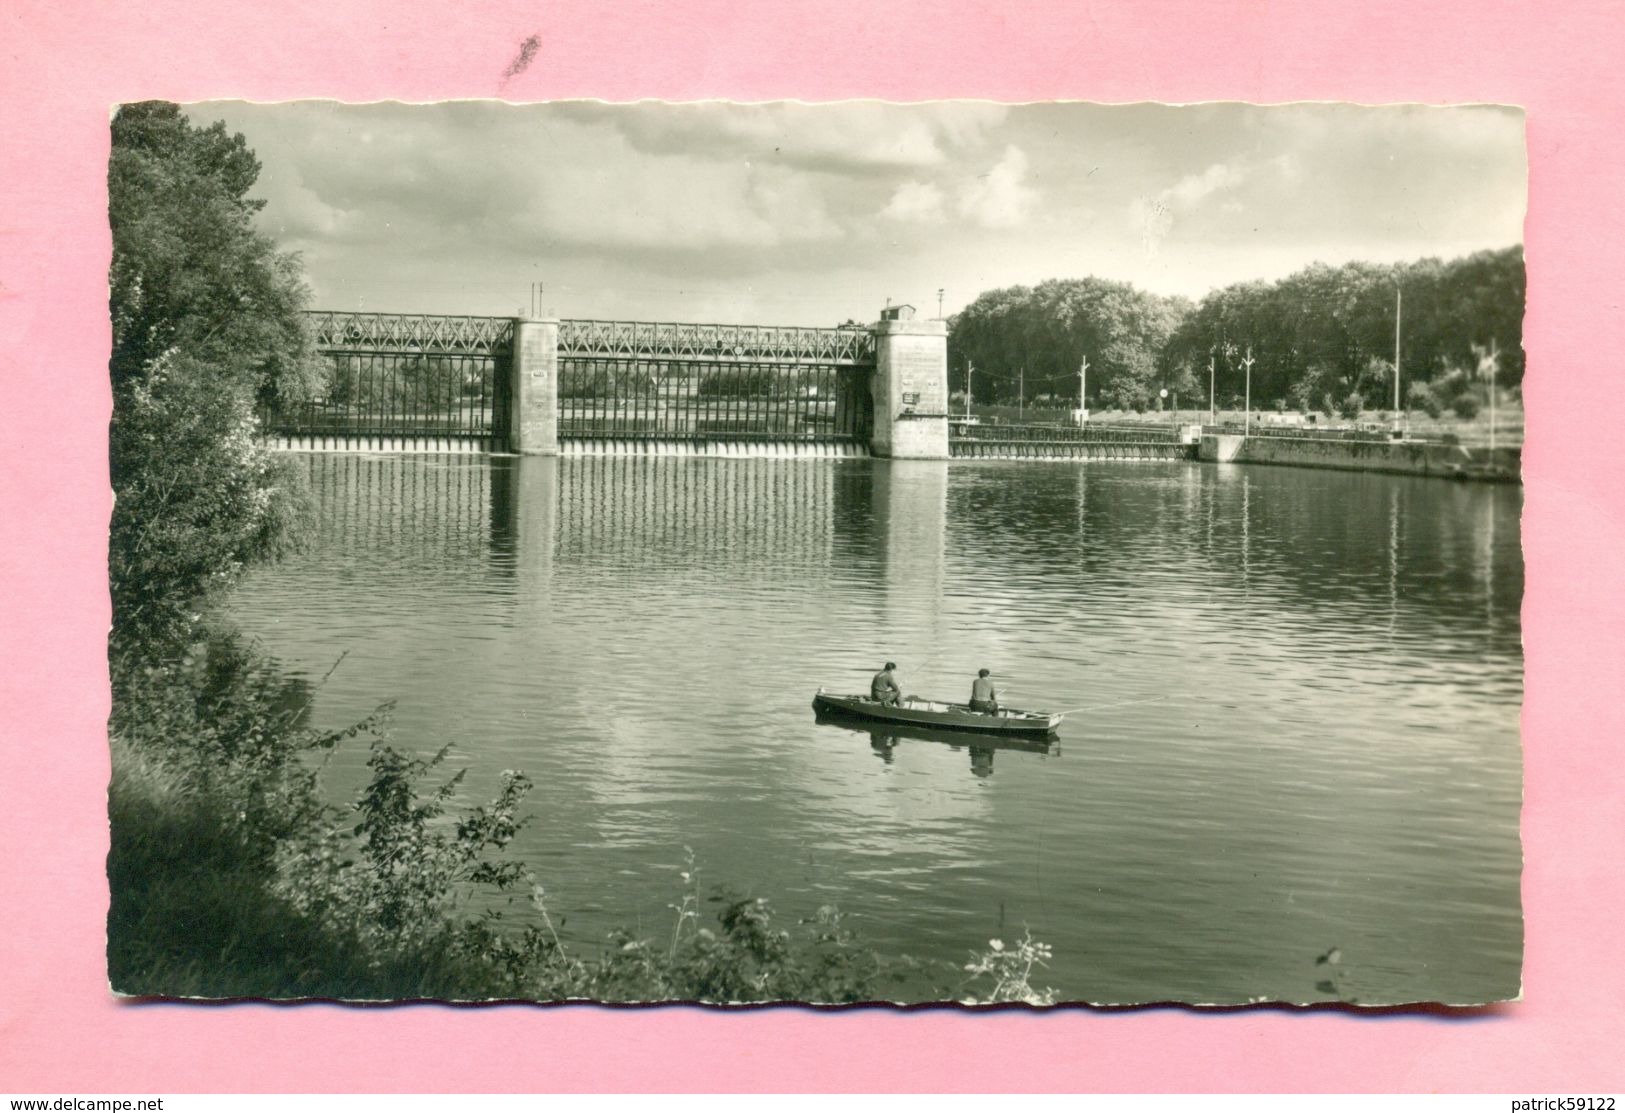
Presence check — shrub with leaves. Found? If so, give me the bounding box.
[1451,392,1482,419]
[962,931,1057,1006]
[1408,381,1444,419]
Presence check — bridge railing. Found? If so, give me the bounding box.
[559,319,875,365]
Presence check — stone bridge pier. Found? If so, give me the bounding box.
[868,304,949,460]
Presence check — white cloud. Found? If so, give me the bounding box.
[1131,161,1249,256]
[1165,162,1248,209]
[880,181,947,224]
[956,145,1038,229]
[524,155,844,252]
[561,101,1009,175]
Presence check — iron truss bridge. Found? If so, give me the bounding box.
[558,319,876,366]
[305,312,516,354]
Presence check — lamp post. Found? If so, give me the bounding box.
[1240,345,1256,436]
[1208,352,1216,426]
[1078,355,1089,427]
[1394,280,1404,437]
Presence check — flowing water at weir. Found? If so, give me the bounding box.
[230,454,1524,1005]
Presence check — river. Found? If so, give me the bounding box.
[230,453,1524,1005]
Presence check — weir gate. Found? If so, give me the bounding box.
[261,309,1190,461]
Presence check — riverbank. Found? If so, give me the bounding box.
[965,404,1525,450]
[1199,431,1521,482]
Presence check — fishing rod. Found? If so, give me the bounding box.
[1053,693,1175,716]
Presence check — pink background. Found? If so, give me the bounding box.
[2,0,1622,1093]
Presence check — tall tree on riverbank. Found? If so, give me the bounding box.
[949,278,1190,411]
[108,102,325,657]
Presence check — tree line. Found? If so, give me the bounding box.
[948,248,1524,417]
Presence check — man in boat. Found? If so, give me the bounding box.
[871,662,902,707]
[969,668,999,714]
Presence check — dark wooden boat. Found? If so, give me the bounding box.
[814,708,1058,755]
[811,689,1063,737]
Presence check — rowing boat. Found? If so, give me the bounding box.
[811,689,1063,737]
[814,708,1059,754]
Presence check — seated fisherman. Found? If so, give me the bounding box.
[871,661,903,707]
[969,668,999,714]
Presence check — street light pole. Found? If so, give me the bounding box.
[1241,345,1256,436]
[966,361,974,419]
[937,288,945,319]
[1208,352,1216,425]
[1079,355,1089,424]
[1394,284,1403,413]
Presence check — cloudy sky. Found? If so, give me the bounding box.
[188,100,1526,325]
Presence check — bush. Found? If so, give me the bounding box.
[1337,391,1364,421]
[1451,393,1482,419]
[1407,381,1444,419]
[961,931,1057,1005]
[1435,368,1471,401]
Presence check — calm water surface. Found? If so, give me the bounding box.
[231,454,1523,1004]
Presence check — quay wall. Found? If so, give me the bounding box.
[1200,433,1520,482]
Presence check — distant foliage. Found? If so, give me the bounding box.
[560,365,659,400]
[949,277,1190,412]
[958,249,1523,418]
[696,366,779,398]
[1451,393,1482,419]
[325,355,486,412]
[1165,249,1524,412]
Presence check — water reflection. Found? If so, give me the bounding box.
[813,709,1058,780]
[233,455,1523,1004]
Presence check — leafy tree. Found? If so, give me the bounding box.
[1164,247,1523,411]
[108,102,323,658]
[949,278,1188,412]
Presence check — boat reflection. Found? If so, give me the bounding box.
[814,710,1058,778]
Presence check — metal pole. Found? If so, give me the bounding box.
[1394,285,1403,412]
[966,361,974,419]
[1209,353,1215,425]
[1019,365,1025,423]
[1242,345,1255,437]
[938,288,945,319]
[1488,338,1498,456]
[1079,355,1089,422]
